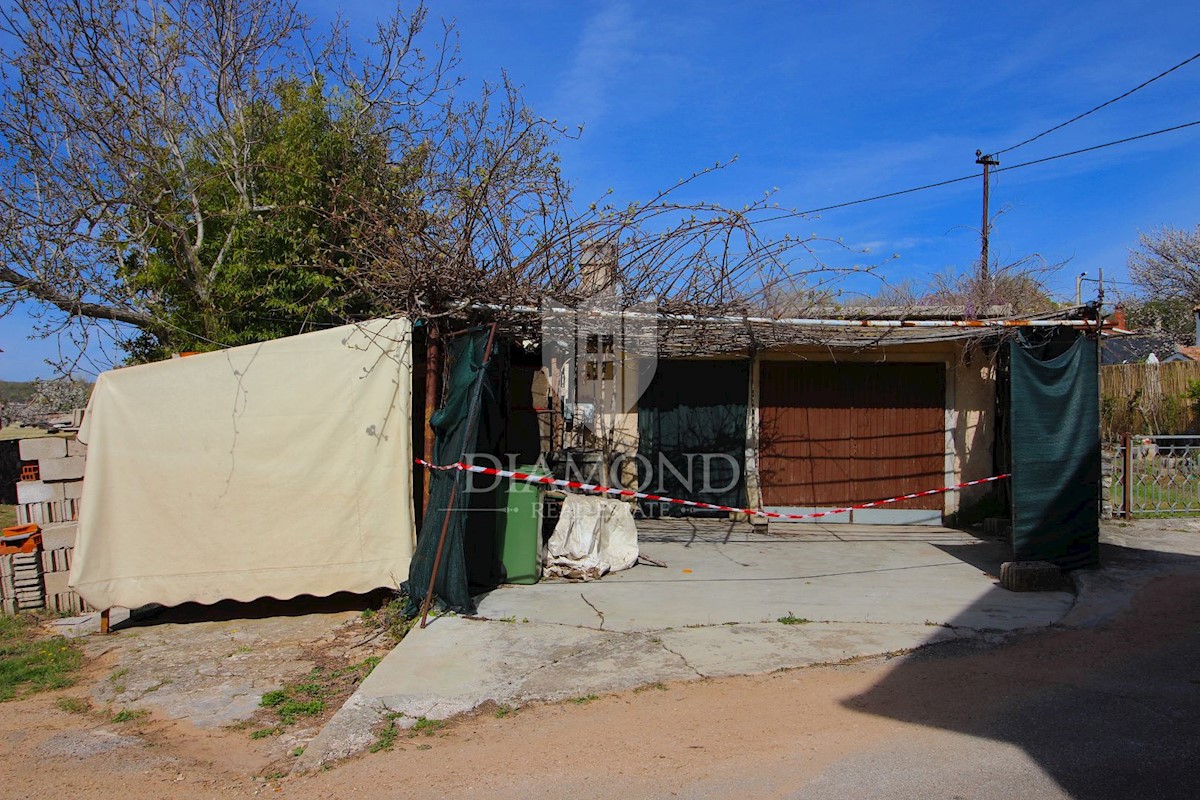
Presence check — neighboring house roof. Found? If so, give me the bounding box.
[1173,346,1200,362]
[1100,332,1184,365]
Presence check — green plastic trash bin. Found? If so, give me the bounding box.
[497,466,541,584]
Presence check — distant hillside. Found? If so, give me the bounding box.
[0,381,37,403]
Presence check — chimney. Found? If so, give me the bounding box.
[579,241,618,298]
[1194,304,1200,347]
[1112,303,1127,330]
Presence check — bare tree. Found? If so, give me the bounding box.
[1129,225,1200,301]
[0,0,858,371]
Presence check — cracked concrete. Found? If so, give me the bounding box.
[298,521,1083,770]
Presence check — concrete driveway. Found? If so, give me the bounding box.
[299,519,1074,769]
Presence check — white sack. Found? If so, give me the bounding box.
[71,318,416,609]
[542,494,639,580]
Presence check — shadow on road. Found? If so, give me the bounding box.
[841,542,1200,799]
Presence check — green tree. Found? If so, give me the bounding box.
[121,78,403,359]
[0,0,852,371]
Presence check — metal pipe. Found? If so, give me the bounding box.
[473,303,1102,329]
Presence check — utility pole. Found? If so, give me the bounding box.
[976,150,999,287]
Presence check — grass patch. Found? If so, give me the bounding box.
[410,716,444,735]
[494,704,515,718]
[111,708,147,723]
[370,720,399,752]
[570,694,599,705]
[250,727,281,739]
[633,682,668,694]
[0,504,16,530]
[777,614,811,625]
[0,614,85,701]
[55,696,90,714]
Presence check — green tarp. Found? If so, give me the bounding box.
[637,360,749,513]
[404,328,501,615]
[1009,333,1100,569]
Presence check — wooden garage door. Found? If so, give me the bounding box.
[759,362,946,511]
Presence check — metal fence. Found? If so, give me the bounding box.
[1111,434,1200,517]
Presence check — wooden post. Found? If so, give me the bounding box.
[1122,431,1133,520]
[419,323,498,629]
[423,322,442,516]
[99,608,110,635]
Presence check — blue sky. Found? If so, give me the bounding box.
[4,0,1200,379]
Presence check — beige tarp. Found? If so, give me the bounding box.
[71,318,416,610]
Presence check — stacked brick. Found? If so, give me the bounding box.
[15,437,85,525]
[1,435,91,616]
[0,547,44,615]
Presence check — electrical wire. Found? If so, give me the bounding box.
[793,118,1200,217]
[991,50,1200,157]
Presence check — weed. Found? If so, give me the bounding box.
[410,716,444,736]
[355,655,382,675]
[291,746,305,757]
[360,594,417,644]
[111,708,147,723]
[498,615,516,623]
[262,771,287,781]
[633,682,667,694]
[521,618,529,623]
[108,668,129,681]
[0,614,85,701]
[416,743,432,750]
[250,727,281,739]
[494,704,515,718]
[260,690,288,708]
[777,614,811,625]
[570,694,599,706]
[276,699,324,724]
[55,696,90,714]
[370,721,399,753]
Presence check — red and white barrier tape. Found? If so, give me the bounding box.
[415,458,1009,521]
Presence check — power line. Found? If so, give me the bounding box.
[992,49,1200,158]
[792,118,1200,217]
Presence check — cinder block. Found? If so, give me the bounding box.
[18,437,67,461]
[42,571,71,596]
[16,480,63,505]
[39,456,85,482]
[1,574,13,599]
[1000,561,1067,592]
[63,480,84,500]
[39,522,77,550]
[43,548,72,572]
[66,438,87,457]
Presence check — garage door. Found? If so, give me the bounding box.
[758,362,946,523]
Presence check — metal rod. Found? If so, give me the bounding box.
[1122,431,1133,520]
[471,303,1101,328]
[418,322,500,629]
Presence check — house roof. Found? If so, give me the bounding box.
[1100,332,1183,365]
[502,303,1093,357]
[654,310,1085,356]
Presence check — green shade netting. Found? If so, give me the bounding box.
[404,329,500,615]
[1009,333,1100,569]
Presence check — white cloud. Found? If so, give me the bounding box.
[552,2,639,129]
